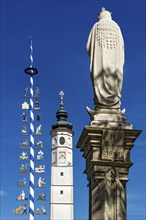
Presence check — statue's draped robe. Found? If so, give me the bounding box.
[86,18,124,109]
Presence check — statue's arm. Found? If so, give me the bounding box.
[86,25,95,55]
[119,28,125,64]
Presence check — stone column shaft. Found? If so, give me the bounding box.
[77,126,141,220]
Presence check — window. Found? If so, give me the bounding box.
[60,190,63,195]
[60,172,64,176]
[59,136,65,145]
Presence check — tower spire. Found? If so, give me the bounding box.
[59,90,64,110]
[52,91,73,130]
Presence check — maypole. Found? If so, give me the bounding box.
[25,37,38,220]
[14,37,47,217]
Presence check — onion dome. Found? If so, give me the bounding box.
[52,91,73,130]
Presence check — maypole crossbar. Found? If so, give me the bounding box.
[24,37,38,220]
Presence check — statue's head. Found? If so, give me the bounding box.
[98,7,112,20]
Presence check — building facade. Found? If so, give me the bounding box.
[50,91,74,220]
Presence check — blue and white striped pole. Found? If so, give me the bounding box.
[29,37,35,220]
[25,37,38,219]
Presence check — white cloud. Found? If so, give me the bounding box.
[0,190,7,196]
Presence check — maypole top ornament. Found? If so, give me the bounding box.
[24,36,38,75]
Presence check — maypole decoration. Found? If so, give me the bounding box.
[14,37,47,217]
[25,37,38,220]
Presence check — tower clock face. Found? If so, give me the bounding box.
[52,138,57,147]
[59,136,65,145]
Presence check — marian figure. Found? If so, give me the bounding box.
[86,8,124,113]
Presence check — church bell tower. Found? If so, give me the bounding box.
[50,91,74,220]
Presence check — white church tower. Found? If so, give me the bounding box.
[50,91,74,220]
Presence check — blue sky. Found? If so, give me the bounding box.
[0,0,145,219]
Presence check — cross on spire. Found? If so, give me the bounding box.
[59,90,64,110]
[59,90,64,100]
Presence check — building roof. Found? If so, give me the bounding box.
[52,91,73,130]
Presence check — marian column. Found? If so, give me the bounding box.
[77,8,141,220]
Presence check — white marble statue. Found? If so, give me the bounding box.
[86,8,124,114]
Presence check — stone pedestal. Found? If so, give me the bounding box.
[77,126,141,220]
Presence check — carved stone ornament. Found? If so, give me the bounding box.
[106,169,116,184]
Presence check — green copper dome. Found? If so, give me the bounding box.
[52,91,73,130]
